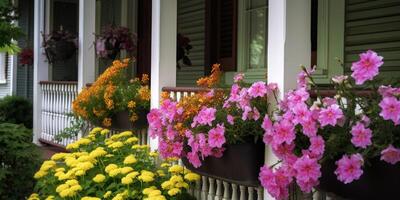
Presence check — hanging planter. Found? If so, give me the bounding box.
[182,141,265,186]
[95,25,137,60]
[319,157,400,200]
[109,110,149,131]
[177,33,192,69]
[42,28,77,63]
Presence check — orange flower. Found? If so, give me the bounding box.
[102,118,112,127]
[138,86,151,101]
[141,74,149,84]
[128,101,136,109]
[197,64,221,88]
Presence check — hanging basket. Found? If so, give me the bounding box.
[45,40,77,63]
[182,141,265,187]
[319,157,400,200]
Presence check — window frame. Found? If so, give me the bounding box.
[0,52,7,84]
[236,0,268,82]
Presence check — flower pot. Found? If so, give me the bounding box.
[319,157,400,200]
[182,141,265,187]
[110,111,148,131]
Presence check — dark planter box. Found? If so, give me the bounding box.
[319,157,400,200]
[182,141,265,187]
[110,111,148,131]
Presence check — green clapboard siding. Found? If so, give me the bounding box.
[344,0,400,78]
[176,0,205,87]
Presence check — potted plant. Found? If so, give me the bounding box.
[30,127,199,200]
[72,59,150,130]
[95,25,137,60]
[176,33,192,69]
[148,64,276,186]
[258,50,400,200]
[42,27,77,63]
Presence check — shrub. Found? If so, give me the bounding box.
[0,95,33,128]
[0,123,41,199]
[30,127,199,200]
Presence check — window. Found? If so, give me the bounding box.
[0,53,7,84]
[237,0,268,82]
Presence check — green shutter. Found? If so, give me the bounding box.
[344,0,400,79]
[176,0,205,86]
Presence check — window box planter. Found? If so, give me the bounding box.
[182,141,265,187]
[319,158,400,200]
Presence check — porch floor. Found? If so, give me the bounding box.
[39,144,67,160]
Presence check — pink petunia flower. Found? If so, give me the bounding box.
[301,119,318,137]
[293,155,321,183]
[380,145,400,165]
[351,50,383,85]
[287,88,310,108]
[253,107,261,120]
[350,122,372,148]
[309,135,325,158]
[187,151,202,168]
[272,143,295,161]
[378,85,400,98]
[192,107,217,127]
[292,103,312,125]
[259,166,291,200]
[248,81,268,98]
[208,124,226,148]
[379,97,400,125]
[318,104,344,127]
[335,154,364,184]
[233,73,245,83]
[272,120,296,146]
[227,114,235,125]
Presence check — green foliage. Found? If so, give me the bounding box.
[0,95,33,128]
[54,113,89,142]
[0,123,41,199]
[0,0,24,52]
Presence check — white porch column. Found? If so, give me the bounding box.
[78,0,96,90]
[33,0,49,144]
[266,0,311,199]
[150,0,177,150]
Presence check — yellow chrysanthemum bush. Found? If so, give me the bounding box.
[72,59,150,128]
[30,127,199,200]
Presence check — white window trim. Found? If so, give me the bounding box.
[0,52,7,84]
[236,0,268,82]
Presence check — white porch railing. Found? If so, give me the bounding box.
[39,81,78,146]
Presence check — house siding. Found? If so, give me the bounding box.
[344,0,400,79]
[176,0,205,86]
[0,55,12,98]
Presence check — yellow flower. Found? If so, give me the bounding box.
[91,127,103,133]
[170,175,184,184]
[184,173,201,182]
[142,186,157,195]
[34,170,47,179]
[65,179,79,186]
[128,101,136,109]
[160,163,170,168]
[168,165,184,174]
[148,190,162,197]
[45,195,55,200]
[108,141,124,149]
[126,171,139,179]
[66,142,79,150]
[89,147,107,158]
[167,188,181,196]
[161,180,172,189]
[28,193,40,200]
[108,168,121,177]
[149,152,158,157]
[100,129,110,135]
[81,197,101,200]
[125,137,139,144]
[123,155,137,164]
[121,166,134,174]
[103,191,112,198]
[93,174,106,183]
[121,176,133,185]
[175,182,189,189]
[51,153,67,161]
[105,164,118,173]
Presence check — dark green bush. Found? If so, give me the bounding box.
[0,123,41,199]
[0,95,33,128]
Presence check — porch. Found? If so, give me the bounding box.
[30,0,400,199]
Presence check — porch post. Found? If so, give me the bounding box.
[266,0,311,199]
[78,0,96,90]
[33,0,49,144]
[150,0,177,150]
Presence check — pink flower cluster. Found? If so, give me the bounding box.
[148,76,277,168]
[335,154,364,184]
[379,88,400,125]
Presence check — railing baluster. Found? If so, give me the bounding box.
[208,177,215,200]
[232,184,238,200]
[240,186,246,200]
[201,176,208,200]
[215,179,222,200]
[256,187,263,200]
[248,187,254,200]
[223,181,230,200]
